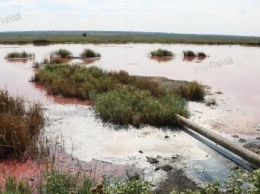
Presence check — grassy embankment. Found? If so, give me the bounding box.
[32,63,205,128]
[0,35,260,46]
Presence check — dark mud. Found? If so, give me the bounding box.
[155,169,200,194]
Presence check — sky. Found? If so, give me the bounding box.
[0,0,259,36]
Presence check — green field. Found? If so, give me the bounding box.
[0,31,259,45]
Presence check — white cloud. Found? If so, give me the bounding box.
[0,0,259,36]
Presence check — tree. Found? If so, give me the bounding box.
[82,33,87,37]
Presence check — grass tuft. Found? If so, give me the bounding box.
[174,81,206,101]
[150,49,173,57]
[51,49,72,58]
[197,52,207,58]
[6,51,34,59]
[0,90,44,159]
[80,49,101,58]
[183,50,196,57]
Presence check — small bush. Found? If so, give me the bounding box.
[150,49,173,57]
[197,52,206,58]
[33,62,40,69]
[80,49,101,58]
[6,51,34,59]
[183,50,196,57]
[51,49,72,58]
[103,177,151,194]
[174,81,206,101]
[0,90,44,159]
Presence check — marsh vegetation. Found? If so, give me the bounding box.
[50,49,73,58]
[32,64,206,127]
[150,49,173,57]
[5,51,35,59]
[80,49,101,58]
[0,90,44,159]
[183,51,207,59]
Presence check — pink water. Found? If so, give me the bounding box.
[0,44,259,120]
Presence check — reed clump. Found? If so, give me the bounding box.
[0,90,44,159]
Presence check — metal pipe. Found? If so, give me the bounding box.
[177,114,260,168]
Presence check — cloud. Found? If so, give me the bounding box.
[0,0,259,36]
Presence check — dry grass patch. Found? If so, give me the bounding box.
[0,90,44,159]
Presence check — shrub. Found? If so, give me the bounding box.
[6,51,34,59]
[103,177,151,194]
[150,49,173,57]
[80,49,101,58]
[174,81,206,101]
[197,52,206,58]
[183,50,196,57]
[0,90,44,159]
[92,87,188,128]
[51,49,72,58]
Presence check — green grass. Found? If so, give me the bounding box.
[32,64,192,127]
[197,52,206,58]
[5,51,34,59]
[0,168,151,194]
[51,49,73,58]
[183,50,196,57]
[0,90,44,159]
[174,81,206,101]
[80,49,101,58]
[32,64,166,100]
[32,64,114,100]
[150,49,173,57]
[1,35,260,46]
[183,51,207,58]
[92,87,188,128]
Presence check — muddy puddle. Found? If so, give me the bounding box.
[0,44,259,188]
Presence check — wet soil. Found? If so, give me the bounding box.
[138,76,210,92]
[155,169,200,194]
[244,143,260,155]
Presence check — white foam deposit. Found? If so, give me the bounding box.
[44,104,208,185]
